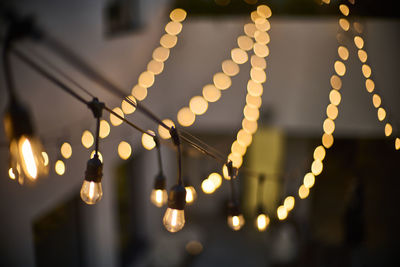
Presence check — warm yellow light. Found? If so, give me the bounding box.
[110,107,124,126]
[330,75,342,90]
[395,138,400,150]
[242,118,258,134]
[322,0,330,4]
[247,80,263,97]
[322,133,334,149]
[227,214,245,231]
[334,61,346,76]
[339,4,349,16]
[158,119,175,139]
[152,46,170,62]
[354,36,364,49]
[42,151,49,166]
[298,185,310,199]
[254,30,270,45]
[81,180,103,205]
[231,48,248,65]
[90,150,103,163]
[222,60,240,76]
[160,34,177,48]
[250,11,261,23]
[118,141,132,160]
[362,64,372,78]
[189,96,208,115]
[253,43,269,58]
[329,90,342,106]
[147,60,164,75]
[169,8,187,22]
[231,140,247,156]
[338,46,349,61]
[277,205,288,220]
[208,172,222,189]
[177,107,195,127]
[237,129,252,147]
[326,104,339,120]
[222,164,230,180]
[163,208,185,232]
[201,179,215,194]
[9,168,16,180]
[142,131,156,150]
[377,107,386,121]
[237,35,254,51]
[339,18,350,31]
[131,85,148,101]
[121,95,137,115]
[385,123,393,137]
[250,68,266,83]
[257,5,272,18]
[303,172,315,188]
[244,23,256,38]
[313,145,326,161]
[185,186,197,205]
[244,105,260,121]
[256,214,270,232]
[138,71,155,88]
[213,72,232,90]
[311,160,323,176]
[365,79,375,93]
[165,21,182,35]
[18,138,38,179]
[55,160,65,176]
[202,84,221,102]
[150,189,168,207]
[323,118,335,135]
[255,18,270,32]
[358,50,368,63]
[82,130,94,149]
[284,196,295,212]
[60,142,72,159]
[372,94,381,108]
[228,153,243,168]
[251,55,267,70]
[246,95,262,109]
[99,120,110,139]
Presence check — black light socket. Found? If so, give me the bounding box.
[168,184,186,210]
[84,155,103,183]
[154,173,166,190]
[3,99,34,140]
[228,200,241,216]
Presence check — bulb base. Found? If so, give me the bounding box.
[153,173,166,190]
[85,155,103,182]
[168,184,186,210]
[228,200,241,216]
[3,99,34,141]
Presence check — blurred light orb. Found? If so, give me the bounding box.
[110,107,124,126]
[61,142,72,159]
[202,84,221,103]
[177,107,195,127]
[118,141,132,160]
[142,131,156,150]
[158,119,175,139]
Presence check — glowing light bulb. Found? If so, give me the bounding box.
[298,184,310,199]
[8,168,16,180]
[158,119,175,139]
[202,84,221,103]
[110,107,124,126]
[244,23,256,38]
[163,208,185,233]
[99,120,110,139]
[334,61,346,76]
[251,55,267,70]
[231,48,248,65]
[322,133,334,149]
[311,160,323,176]
[330,75,342,90]
[208,172,222,189]
[42,152,49,166]
[121,96,137,114]
[227,215,245,231]
[142,131,156,150]
[213,72,231,90]
[201,179,215,194]
[313,146,326,161]
[253,43,269,58]
[169,8,187,22]
[177,107,195,127]
[150,189,168,207]
[303,172,315,188]
[237,35,254,51]
[277,205,288,220]
[80,180,103,205]
[284,196,295,212]
[131,85,148,101]
[61,142,72,159]
[365,79,375,93]
[55,160,66,176]
[222,164,230,180]
[118,141,132,160]
[185,186,197,205]
[255,213,270,232]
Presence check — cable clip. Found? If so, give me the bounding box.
[169,126,180,146]
[88,97,104,118]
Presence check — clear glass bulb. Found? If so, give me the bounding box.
[163,208,185,233]
[150,189,168,207]
[185,186,197,205]
[255,214,270,232]
[227,214,245,231]
[80,180,103,205]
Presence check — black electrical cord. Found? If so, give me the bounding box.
[154,136,164,174]
[170,127,183,186]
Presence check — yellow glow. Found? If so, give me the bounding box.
[222,164,230,180]
[385,123,393,137]
[322,133,334,149]
[284,196,295,212]
[311,160,323,176]
[152,46,170,62]
[185,240,203,255]
[257,5,272,18]
[90,150,103,163]
[9,168,16,179]
[142,131,156,150]
[253,43,269,58]
[326,104,339,120]
[55,160,65,176]
[322,0,330,4]
[231,48,248,64]
[110,107,124,126]
[330,75,342,90]
[82,130,94,149]
[222,60,240,77]
[244,23,256,38]
[339,18,350,31]
[163,208,185,232]
[244,105,260,121]
[202,84,221,102]
[313,145,326,161]
[20,138,38,179]
[160,34,177,48]
[377,107,386,121]
[213,72,232,90]
[138,71,155,88]
[170,8,187,22]
[338,46,349,61]
[250,68,266,83]
[228,215,245,231]
[372,94,381,108]
[365,79,375,93]
[242,118,258,134]
[250,11,261,23]
[231,140,247,156]
[208,172,222,189]
[237,35,254,51]
[323,118,335,135]
[185,186,197,204]
[147,60,164,75]
[237,129,252,147]
[251,55,267,70]
[246,95,262,109]
[131,85,148,101]
[202,179,215,194]
[255,18,270,32]
[151,189,167,207]
[61,142,72,159]
[42,152,49,166]
[256,214,270,232]
[358,50,368,63]
[329,90,342,106]
[354,36,364,49]
[99,120,110,139]
[165,21,182,35]
[228,153,243,168]
[121,95,137,115]
[254,30,270,45]
[395,138,400,150]
[158,119,175,139]
[298,185,310,199]
[277,205,288,220]
[118,141,132,160]
[362,64,372,78]
[189,96,208,115]
[339,4,350,16]
[303,172,315,188]
[247,80,263,97]
[177,107,195,127]
[334,61,346,76]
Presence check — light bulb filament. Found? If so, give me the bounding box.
[21,138,38,179]
[89,181,95,199]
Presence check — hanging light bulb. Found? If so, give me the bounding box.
[185,185,197,205]
[4,100,49,181]
[227,201,245,231]
[255,213,270,232]
[80,154,103,205]
[150,173,168,208]
[163,184,186,233]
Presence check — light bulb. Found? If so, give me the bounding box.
[255,213,270,232]
[227,214,245,231]
[151,189,168,207]
[80,155,103,205]
[185,186,197,205]
[163,208,185,233]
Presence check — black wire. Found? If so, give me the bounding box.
[94,117,100,155]
[3,28,17,101]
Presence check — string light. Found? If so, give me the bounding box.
[55,160,65,176]
[141,131,156,150]
[117,141,132,160]
[99,120,110,138]
[158,119,175,139]
[283,196,295,212]
[201,178,215,194]
[277,205,288,220]
[255,213,270,232]
[81,130,94,149]
[110,107,124,126]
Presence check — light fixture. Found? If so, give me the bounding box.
[150,137,168,207]
[185,184,197,205]
[226,161,245,231]
[254,174,269,232]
